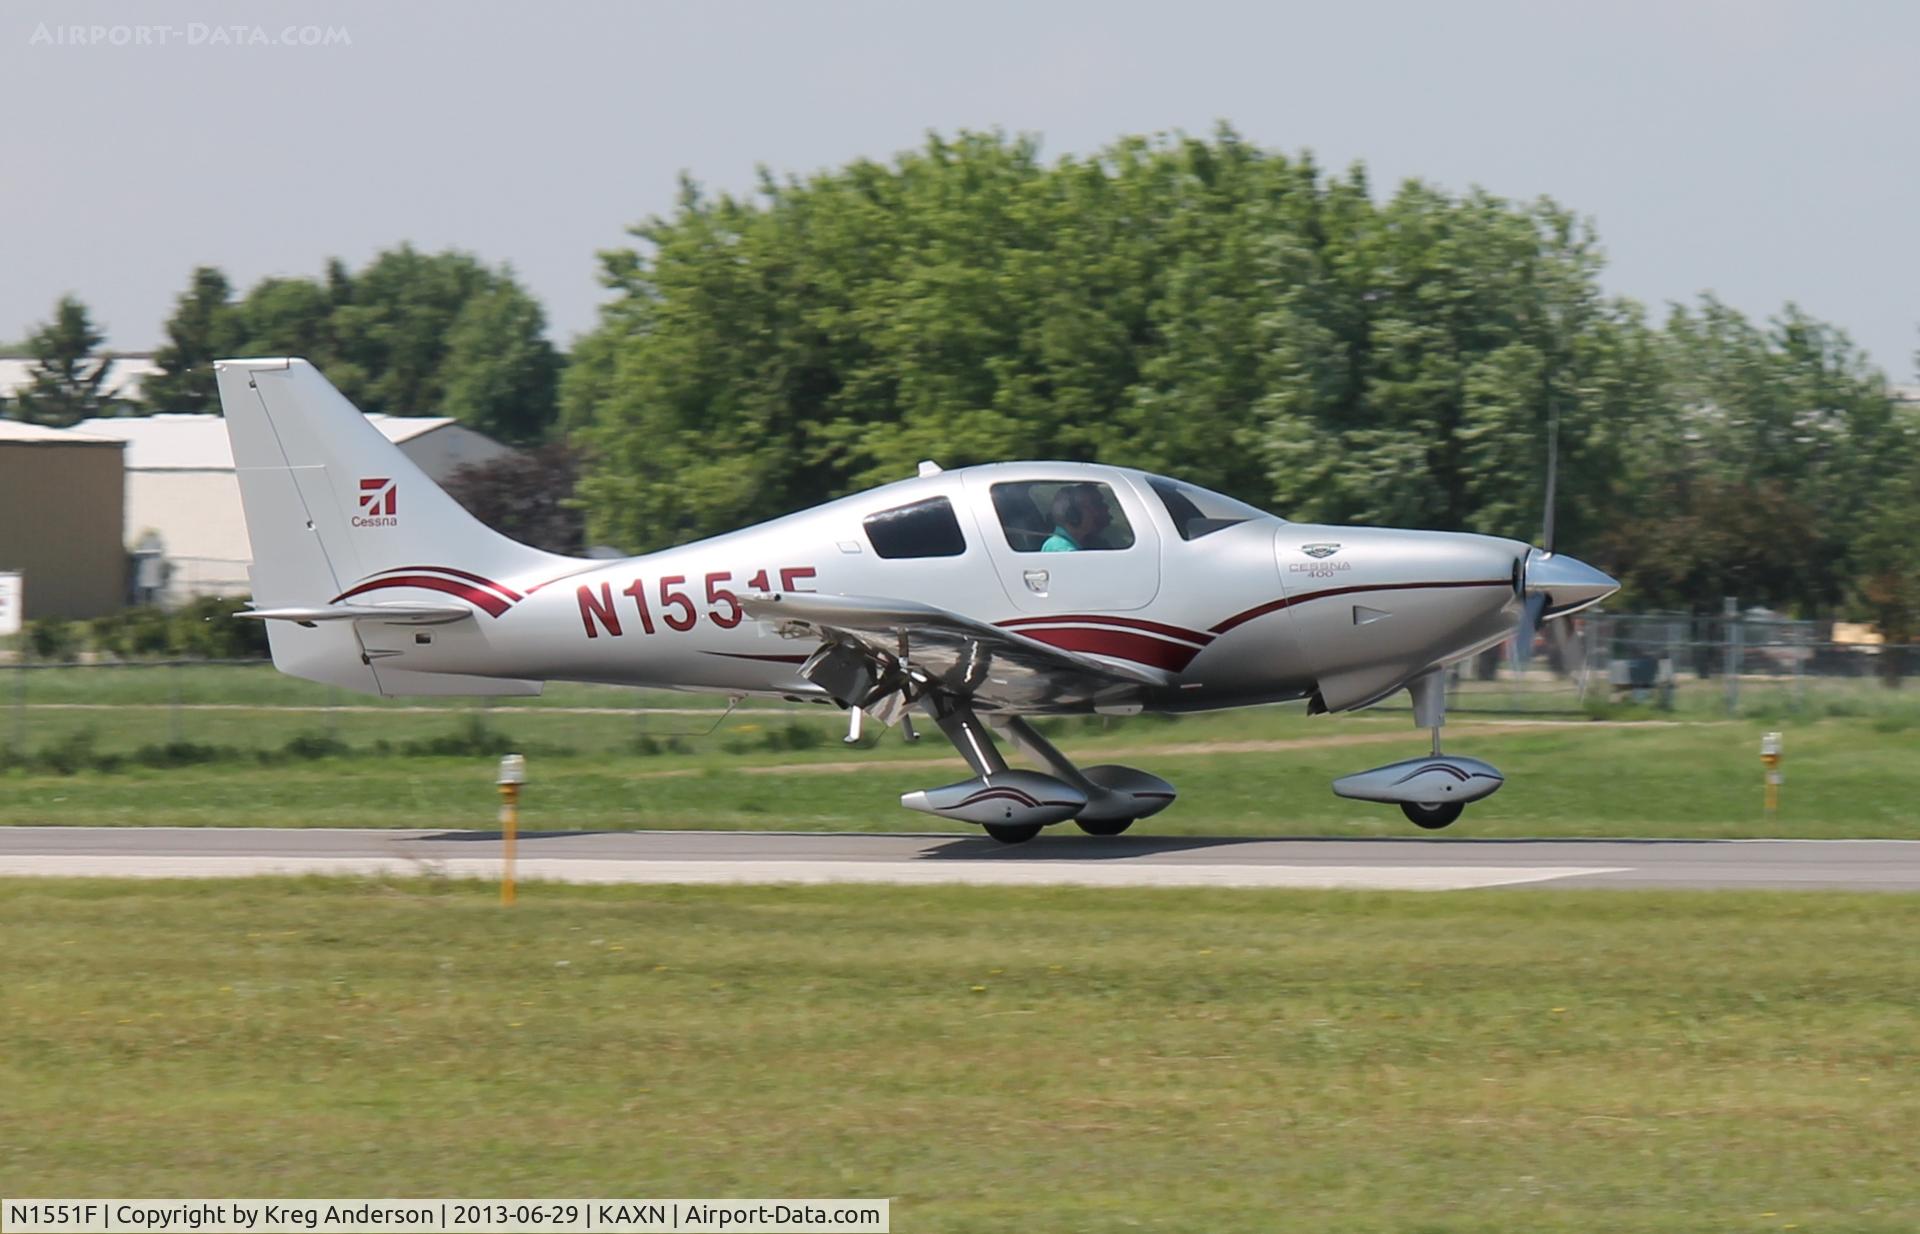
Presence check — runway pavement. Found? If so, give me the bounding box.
[1,827,1917,891]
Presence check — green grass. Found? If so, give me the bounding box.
[1,879,1914,1231]
[1,710,1916,837]
[2,663,756,710]
[3,662,1919,837]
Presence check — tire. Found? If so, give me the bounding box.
[1075,817,1135,837]
[984,822,1044,844]
[1401,800,1464,830]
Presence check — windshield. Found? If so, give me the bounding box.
[1146,476,1276,541]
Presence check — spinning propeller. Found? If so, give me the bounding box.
[1509,400,1616,671]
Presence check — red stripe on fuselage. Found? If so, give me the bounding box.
[371,565,523,602]
[331,575,512,618]
[998,614,1214,646]
[1016,626,1201,672]
[1209,579,1511,635]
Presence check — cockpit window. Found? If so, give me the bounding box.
[990,481,1136,553]
[1147,476,1273,541]
[862,496,967,559]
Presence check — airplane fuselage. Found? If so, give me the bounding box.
[353,462,1526,715]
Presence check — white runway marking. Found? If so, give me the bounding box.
[0,854,1620,891]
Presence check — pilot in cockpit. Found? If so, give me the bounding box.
[1042,484,1111,552]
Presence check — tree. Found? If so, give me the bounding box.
[1850,408,1920,684]
[13,296,112,426]
[562,123,1899,625]
[1600,299,1898,613]
[443,442,585,555]
[439,284,563,444]
[225,248,559,437]
[142,266,246,413]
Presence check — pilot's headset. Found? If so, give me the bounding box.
[1051,484,1099,540]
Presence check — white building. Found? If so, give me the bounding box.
[74,412,514,604]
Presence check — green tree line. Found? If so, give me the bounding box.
[564,128,1919,619]
[7,247,560,444]
[7,127,1917,625]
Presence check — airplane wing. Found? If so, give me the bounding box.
[739,591,1166,714]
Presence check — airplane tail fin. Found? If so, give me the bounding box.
[215,357,576,695]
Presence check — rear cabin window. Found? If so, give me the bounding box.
[989,481,1137,553]
[862,496,968,559]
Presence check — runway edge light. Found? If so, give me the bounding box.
[1760,731,1783,818]
[498,753,526,905]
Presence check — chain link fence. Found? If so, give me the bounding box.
[1425,610,1920,718]
[0,658,843,766]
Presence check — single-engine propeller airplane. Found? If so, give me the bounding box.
[216,358,1618,842]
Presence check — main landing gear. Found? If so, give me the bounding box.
[897,696,1177,843]
[1330,669,1505,831]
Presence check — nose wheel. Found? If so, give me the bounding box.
[1074,817,1135,837]
[1400,800,1463,830]
[1330,670,1503,832]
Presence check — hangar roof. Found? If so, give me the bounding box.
[0,419,122,445]
[73,412,460,470]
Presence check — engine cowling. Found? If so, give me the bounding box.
[900,771,1086,827]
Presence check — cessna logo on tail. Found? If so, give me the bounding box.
[354,477,398,527]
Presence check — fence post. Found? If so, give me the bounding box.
[11,660,24,756]
[1576,616,1598,702]
[169,660,183,746]
[1793,628,1806,713]
[1722,597,1741,717]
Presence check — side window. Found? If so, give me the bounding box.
[862,496,967,559]
[990,481,1137,553]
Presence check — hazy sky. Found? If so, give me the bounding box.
[4,0,1915,378]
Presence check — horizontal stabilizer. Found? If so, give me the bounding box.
[236,603,476,626]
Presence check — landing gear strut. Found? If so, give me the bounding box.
[896,698,1177,843]
[1408,673,1461,830]
[994,716,1175,836]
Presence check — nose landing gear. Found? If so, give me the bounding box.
[1331,669,1504,831]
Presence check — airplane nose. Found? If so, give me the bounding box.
[1522,547,1619,619]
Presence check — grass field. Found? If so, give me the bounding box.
[1,878,1914,1231]
[2,709,1917,838]
[3,662,1918,838]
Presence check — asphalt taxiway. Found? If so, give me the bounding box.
[0,828,1915,891]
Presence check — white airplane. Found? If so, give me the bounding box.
[216,358,1618,842]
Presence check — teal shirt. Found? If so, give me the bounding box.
[1041,527,1079,552]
